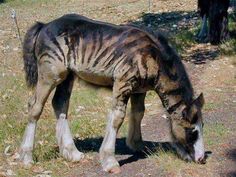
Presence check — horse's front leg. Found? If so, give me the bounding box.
[52,73,84,162]
[126,93,146,152]
[99,81,130,173]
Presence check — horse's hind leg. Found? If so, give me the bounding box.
[126,93,146,151]
[52,72,84,162]
[19,78,55,166]
[19,56,67,166]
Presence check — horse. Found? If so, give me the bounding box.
[20,14,206,173]
[197,0,230,44]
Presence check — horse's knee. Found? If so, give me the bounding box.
[28,95,36,110]
[111,110,125,129]
[28,102,43,121]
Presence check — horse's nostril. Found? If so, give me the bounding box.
[197,156,206,164]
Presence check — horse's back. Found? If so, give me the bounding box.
[34,14,160,88]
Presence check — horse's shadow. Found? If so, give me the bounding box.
[227,148,236,177]
[74,137,174,167]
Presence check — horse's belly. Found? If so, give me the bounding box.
[77,72,113,86]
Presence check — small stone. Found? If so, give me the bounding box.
[6,169,15,176]
[145,103,152,107]
[4,145,11,156]
[13,47,18,51]
[9,162,18,166]
[42,171,52,174]
[75,106,85,113]
[172,24,177,28]
[161,114,168,119]
[215,88,222,92]
[141,123,146,127]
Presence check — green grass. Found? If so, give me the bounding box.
[219,38,236,56]
[170,27,198,54]
[204,122,230,147]
[170,13,236,57]
[219,14,236,56]
[203,102,219,111]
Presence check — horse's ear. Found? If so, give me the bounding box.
[194,93,205,108]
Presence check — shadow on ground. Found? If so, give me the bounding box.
[126,10,236,63]
[74,137,174,167]
[227,148,236,177]
[127,11,198,34]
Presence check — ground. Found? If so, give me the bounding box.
[0,0,235,177]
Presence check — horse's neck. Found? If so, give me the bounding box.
[155,70,193,114]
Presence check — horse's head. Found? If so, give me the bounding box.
[170,93,206,163]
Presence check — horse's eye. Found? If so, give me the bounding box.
[186,129,198,144]
[191,114,198,124]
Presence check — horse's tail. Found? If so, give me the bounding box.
[23,22,45,88]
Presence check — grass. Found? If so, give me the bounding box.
[170,27,198,54]
[204,122,230,147]
[170,13,236,57]
[150,121,231,176]
[219,15,236,56]
[0,0,52,6]
[203,102,219,111]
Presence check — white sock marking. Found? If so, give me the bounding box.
[21,122,37,151]
[193,122,205,161]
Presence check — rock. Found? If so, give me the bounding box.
[145,103,152,107]
[172,24,177,28]
[75,106,85,113]
[161,114,168,119]
[6,169,15,176]
[13,47,18,51]
[42,171,52,174]
[4,145,11,156]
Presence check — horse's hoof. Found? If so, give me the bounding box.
[18,150,34,168]
[61,146,84,162]
[71,150,84,162]
[100,155,120,173]
[108,166,121,174]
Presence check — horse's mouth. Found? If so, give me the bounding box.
[193,151,212,164]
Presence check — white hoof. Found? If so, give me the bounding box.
[19,150,34,167]
[100,155,120,173]
[61,145,84,162]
